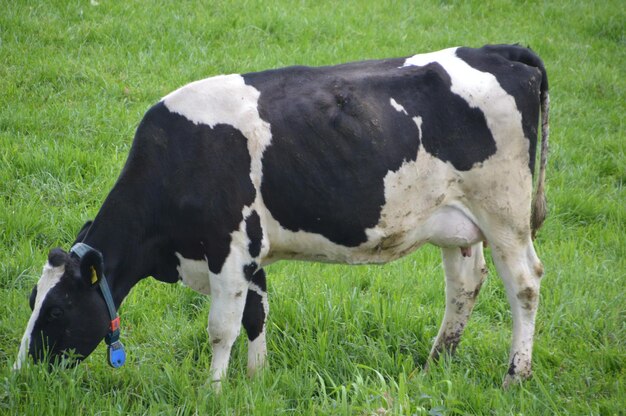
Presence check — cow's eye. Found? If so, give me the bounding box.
[47,307,64,321]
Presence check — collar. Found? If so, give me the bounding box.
[70,242,126,368]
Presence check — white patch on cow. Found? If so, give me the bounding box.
[175,253,211,295]
[413,116,423,140]
[247,332,267,376]
[363,141,455,260]
[162,74,273,192]
[389,98,408,115]
[262,214,357,264]
[14,262,65,369]
[162,74,260,132]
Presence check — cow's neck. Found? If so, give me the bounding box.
[79,182,163,309]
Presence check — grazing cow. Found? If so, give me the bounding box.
[16,44,549,388]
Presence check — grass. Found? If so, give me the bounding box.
[1,0,624,414]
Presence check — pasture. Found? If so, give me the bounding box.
[0,0,623,414]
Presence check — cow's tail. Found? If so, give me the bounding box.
[518,47,550,240]
[488,45,549,238]
[531,85,549,239]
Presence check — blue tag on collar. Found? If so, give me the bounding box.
[107,340,126,368]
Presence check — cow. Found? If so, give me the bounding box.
[16,44,549,389]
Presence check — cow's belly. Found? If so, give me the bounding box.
[262,132,486,265]
[264,204,484,265]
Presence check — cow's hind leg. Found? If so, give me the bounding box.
[207,261,250,391]
[429,242,488,364]
[490,239,544,388]
[241,268,268,377]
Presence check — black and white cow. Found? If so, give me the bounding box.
[16,44,549,388]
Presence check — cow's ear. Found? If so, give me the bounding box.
[48,248,68,267]
[79,249,104,286]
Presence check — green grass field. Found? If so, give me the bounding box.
[1,0,624,414]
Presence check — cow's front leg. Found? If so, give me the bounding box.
[241,268,268,377]
[207,268,249,391]
[429,243,487,364]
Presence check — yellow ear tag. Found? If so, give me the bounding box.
[90,266,98,284]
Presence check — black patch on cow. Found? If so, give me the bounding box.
[241,268,266,341]
[129,102,256,275]
[242,290,264,341]
[248,267,267,291]
[456,45,544,172]
[245,211,262,258]
[243,57,495,246]
[243,262,258,281]
[406,63,497,170]
[508,352,519,376]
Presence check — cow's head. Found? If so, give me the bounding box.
[15,247,111,368]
